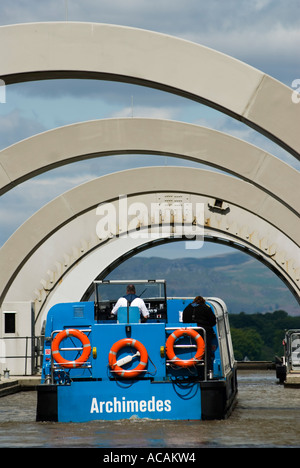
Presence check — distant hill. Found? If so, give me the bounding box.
[107,252,299,315]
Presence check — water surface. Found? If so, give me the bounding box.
[0,370,299,448]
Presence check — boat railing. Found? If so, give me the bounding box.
[49,328,92,383]
[0,335,43,376]
[165,326,207,378]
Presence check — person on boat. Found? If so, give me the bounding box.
[111,284,149,321]
[182,296,217,370]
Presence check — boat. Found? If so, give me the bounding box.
[276,329,300,387]
[36,280,238,422]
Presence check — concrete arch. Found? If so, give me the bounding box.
[37,228,300,326]
[36,211,299,322]
[3,193,299,326]
[0,166,299,307]
[4,192,297,305]
[0,118,299,216]
[0,22,299,158]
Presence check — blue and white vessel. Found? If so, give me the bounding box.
[36,280,237,422]
[276,329,300,386]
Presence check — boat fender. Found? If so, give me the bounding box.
[51,328,91,368]
[108,338,148,378]
[165,328,205,368]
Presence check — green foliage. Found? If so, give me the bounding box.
[230,328,263,361]
[229,310,300,361]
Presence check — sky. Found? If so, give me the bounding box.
[0,0,299,262]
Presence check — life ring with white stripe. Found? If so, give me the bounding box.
[165,328,205,368]
[108,338,148,378]
[52,328,91,368]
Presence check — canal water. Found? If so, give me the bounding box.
[0,370,299,448]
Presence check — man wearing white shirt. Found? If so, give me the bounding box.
[111,284,149,321]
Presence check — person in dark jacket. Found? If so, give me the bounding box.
[182,296,217,371]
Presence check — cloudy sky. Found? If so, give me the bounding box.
[0,0,299,263]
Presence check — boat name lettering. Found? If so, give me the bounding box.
[90,396,171,414]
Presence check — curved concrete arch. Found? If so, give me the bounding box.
[0,22,299,158]
[79,232,300,304]
[0,118,299,216]
[37,229,300,326]
[4,191,299,328]
[0,166,299,307]
[5,193,298,318]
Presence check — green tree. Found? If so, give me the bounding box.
[229,310,300,360]
[231,327,264,361]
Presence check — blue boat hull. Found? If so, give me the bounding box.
[37,368,237,422]
[36,291,238,422]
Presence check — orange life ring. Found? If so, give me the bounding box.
[52,328,91,368]
[165,328,205,368]
[108,338,148,378]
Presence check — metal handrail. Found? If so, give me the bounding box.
[0,335,42,375]
[49,327,92,383]
[165,326,207,377]
[50,328,91,338]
